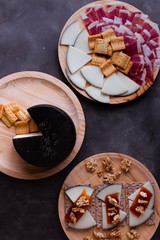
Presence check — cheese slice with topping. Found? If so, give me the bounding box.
[60,21,81,46]
[65,185,94,203]
[81,65,104,88]
[97,184,122,202]
[67,46,92,74]
[66,68,86,90]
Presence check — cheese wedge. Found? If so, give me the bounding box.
[81,66,104,88]
[74,29,93,54]
[117,71,140,96]
[102,73,128,96]
[65,185,94,203]
[97,184,122,202]
[68,210,96,229]
[67,46,92,74]
[60,21,81,45]
[86,85,110,103]
[102,203,127,229]
[66,68,86,90]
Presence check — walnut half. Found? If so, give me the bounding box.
[108,228,122,239]
[85,158,97,173]
[120,158,132,172]
[126,229,140,239]
[76,196,90,207]
[93,230,106,239]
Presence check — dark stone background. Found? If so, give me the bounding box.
[0,0,159,239]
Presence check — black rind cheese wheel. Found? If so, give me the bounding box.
[13,104,76,167]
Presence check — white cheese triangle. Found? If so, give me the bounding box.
[86,85,110,103]
[74,29,93,54]
[97,184,122,202]
[67,46,92,74]
[68,210,96,229]
[66,68,86,90]
[65,185,94,203]
[102,73,128,96]
[81,66,104,88]
[102,203,127,229]
[129,200,153,227]
[60,21,81,45]
[117,71,140,96]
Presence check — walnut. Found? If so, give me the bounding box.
[93,230,106,239]
[69,212,77,224]
[108,228,121,239]
[108,196,120,208]
[120,158,132,172]
[76,196,90,207]
[83,236,94,240]
[112,214,120,224]
[72,207,85,213]
[85,158,97,173]
[102,156,114,173]
[140,191,147,198]
[138,199,148,205]
[135,205,145,214]
[108,212,116,216]
[103,171,121,184]
[126,229,140,239]
[97,168,103,177]
[108,207,117,212]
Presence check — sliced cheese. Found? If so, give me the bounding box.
[74,29,93,54]
[102,73,128,96]
[60,21,81,45]
[13,132,42,139]
[117,71,140,96]
[81,66,104,88]
[68,210,96,229]
[67,46,92,74]
[86,85,110,103]
[129,200,153,227]
[97,184,122,202]
[66,68,86,90]
[65,185,94,203]
[102,203,127,229]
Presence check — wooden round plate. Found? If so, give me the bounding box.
[0,71,85,180]
[58,152,160,240]
[58,0,160,104]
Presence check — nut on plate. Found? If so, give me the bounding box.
[85,158,97,173]
[120,158,132,172]
[126,229,140,239]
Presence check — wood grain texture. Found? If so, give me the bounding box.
[0,71,85,179]
[58,0,160,104]
[58,152,160,240]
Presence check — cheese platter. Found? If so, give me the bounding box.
[58,0,160,104]
[58,152,160,240]
[0,71,85,179]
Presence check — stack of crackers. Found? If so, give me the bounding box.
[88,29,133,77]
[0,102,39,135]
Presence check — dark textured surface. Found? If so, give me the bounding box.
[0,0,159,239]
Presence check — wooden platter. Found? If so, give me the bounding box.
[0,71,85,180]
[58,0,160,104]
[58,152,160,240]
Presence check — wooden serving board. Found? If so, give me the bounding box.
[58,152,160,240]
[0,71,85,180]
[58,0,160,104]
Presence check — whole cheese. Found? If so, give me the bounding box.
[13,104,76,167]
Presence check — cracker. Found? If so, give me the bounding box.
[15,121,29,134]
[15,109,31,122]
[101,28,116,41]
[115,52,131,69]
[91,53,107,67]
[88,33,102,49]
[94,38,109,55]
[6,102,20,112]
[110,51,120,64]
[0,105,4,119]
[4,106,18,124]
[117,61,133,75]
[106,43,113,57]
[29,119,39,133]
[1,113,12,128]
[100,59,117,78]
[111,36,125,51]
